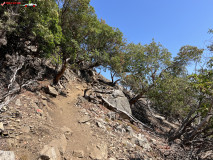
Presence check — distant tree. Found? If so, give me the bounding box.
[169,70,213,144]
[147,46,204,118]
[170,45,204,76]
[122,40,171,105]
[148,72,195,119]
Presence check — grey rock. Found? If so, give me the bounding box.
[0,38,7,47]
[89,94,95,99]
[59,90,67,97]
[0,106,7,112]
[174,139,182,145]
[39,145,61,160]
[133,134,151,151]
[96,121,106,129]
[126,141,134,148]
[112,90,125,98]
[105,90,132,115]
[107,111,116,120]
[126,126,134,135]
[116,125,125,133]
[0,122,4,131]
[0,150,15,160]
[138,140,151,151]
[29,46,37,52]
[47,85,58,96]
[15,99,21,106]
[41,95,48,100]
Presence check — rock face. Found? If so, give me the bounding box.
[105,90,132,115]
[0,150,15,160]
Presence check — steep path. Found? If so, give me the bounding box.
[49,81,106,159]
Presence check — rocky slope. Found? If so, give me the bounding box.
[1,56,211,160]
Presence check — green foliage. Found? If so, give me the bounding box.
[59,0,97,59]
[50,53,63,65]
[59,0,125,70]
[148,73,195,118]
[171,45,204,76]
[87,21,126,72]
[1,0,63,57]
[0,10,17,33]
[122,40,171,93]
[189,71,213,109]
[24,0,63,57]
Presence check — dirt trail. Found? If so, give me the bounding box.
[49,81,102,159]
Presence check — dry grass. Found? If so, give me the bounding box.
[105,117,110,123]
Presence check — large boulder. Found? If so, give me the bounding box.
[105,90,132,115]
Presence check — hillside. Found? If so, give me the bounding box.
[0,56,210,160]
[0,1,213,159]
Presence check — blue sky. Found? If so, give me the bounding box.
[90,0,213,79]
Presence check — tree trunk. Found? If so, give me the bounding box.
[168,114,198,142]
[129,92,144,105]
[54,58,70,84]
[111,72,115,83]
[98,78,120,87]
[183,107,213,144]
[129,84,155,105]
[168,101,202,142]
[113,79,120,85]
